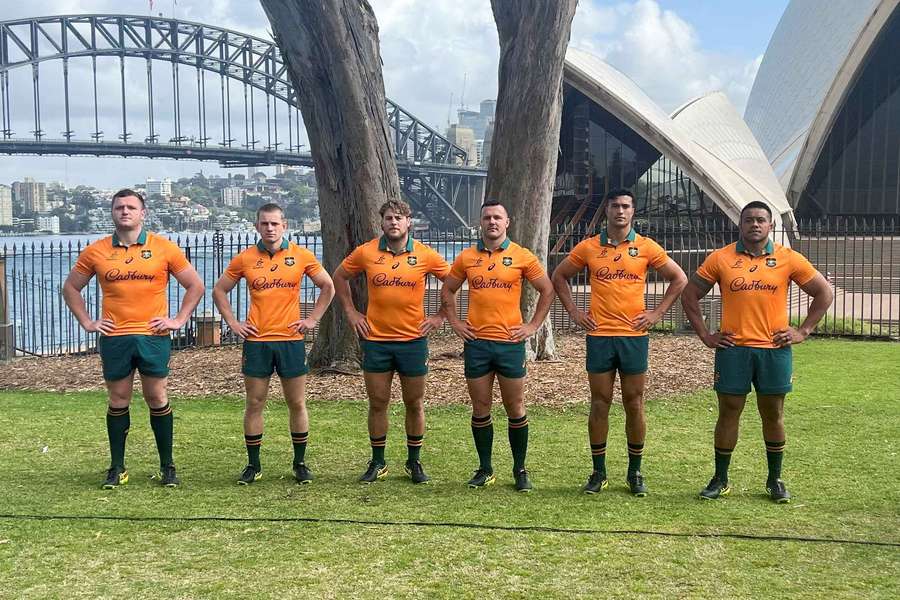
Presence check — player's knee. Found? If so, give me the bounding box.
[245,395,267,413]
[502,397,526,419]
[143,392,167,409]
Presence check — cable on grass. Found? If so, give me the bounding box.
[0,513,898,548]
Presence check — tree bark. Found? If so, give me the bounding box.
[488,0,578,360]
[260,0,401,371]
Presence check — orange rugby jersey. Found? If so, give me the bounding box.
[448,238,545,341]
[224,239,324,341]
[72,230,191,336]
[567,229,669,337]
[341,236,450,341]
[695,239,818,348]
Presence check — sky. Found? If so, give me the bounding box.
[0,0,790,190]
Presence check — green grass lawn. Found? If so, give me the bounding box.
[1,339,898,598]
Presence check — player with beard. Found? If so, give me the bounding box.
[440,200,555,492]
[333,200,450,484]
[682,201,833,503]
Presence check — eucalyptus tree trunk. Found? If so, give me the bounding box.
[487,0,579,360]
[261,0,401,371]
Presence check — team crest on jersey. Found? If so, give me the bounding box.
[141,250,152,260]
[375,255,386,265]
[766,257,777,268]
[407,256,417,266]
[284,256,295,267]
[628,247,638,257]
[502,256,513,267]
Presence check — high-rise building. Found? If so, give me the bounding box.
[221,186,245,208]
[146,177,173,198]
[12,178,49,213]
[445,125,479,167]
[0,185,12,226]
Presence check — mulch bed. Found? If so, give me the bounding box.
[0,333,713,407]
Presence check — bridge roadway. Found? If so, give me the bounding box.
[0,139,487,179]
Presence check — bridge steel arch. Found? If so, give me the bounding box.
[0,14,484,229]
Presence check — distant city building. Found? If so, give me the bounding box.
[36,214,60,234]
[456,99,495,139]
[0,185,12,226]
[221,186,245,208]
[13,178,49,213]
[445,124,479,167]
[146,177,173,198]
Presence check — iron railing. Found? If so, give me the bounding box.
[1,218,898,357]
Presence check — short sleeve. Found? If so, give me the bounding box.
[300,248,324,277]
[522,249,546,281]
[223,253,245,281]
[646,238,669,269]
[566,239,592,269]
[72,245,97,277]
[166,240,191,274]
[341,244,367,275]
[429,247,451,279]
[789,250,818,285]
[448,251,468,281]
[694,251,720,284]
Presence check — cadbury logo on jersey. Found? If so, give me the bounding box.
[372,273,416,288]
[729,277,778,294]
[471,275,513,291]
[105,269,155,282]
[594,266,641,281]
[251,277,297,290]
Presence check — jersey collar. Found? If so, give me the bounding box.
[378,235,414,255]
[599,228,636,247]
[112,228,148,247]
[736,238,774,256]
[256,238,290,256]
[477,237,511,252]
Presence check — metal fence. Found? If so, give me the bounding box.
[1,218,898,358]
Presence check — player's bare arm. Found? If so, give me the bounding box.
[632,259,687,331]
[551,258,597,331]
[681,273,734,348]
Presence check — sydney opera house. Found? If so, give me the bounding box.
[553,0,900,230]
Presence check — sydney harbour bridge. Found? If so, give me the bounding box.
[0,14,487,229]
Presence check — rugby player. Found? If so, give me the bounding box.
[681,201,833,502]
[63,188,204,489]
[212,203,334,485]
[440,200,555,492]
[333,200,450,484]
[552,188,687,496]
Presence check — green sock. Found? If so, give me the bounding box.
[407,434,423,464]
[245,433,262,470]
[765,440,785,482]
[508,415,529,472]
[714,446,733,481]
[106,406,130,469]
[149,403,174,469]
[590,442,606,474]
[627,442,644,476]
[291,431,308,464]
[370,435,386,465]
[471,413,494,472]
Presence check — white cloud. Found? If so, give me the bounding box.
[0,0,767,187]
[571,0,761,113]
